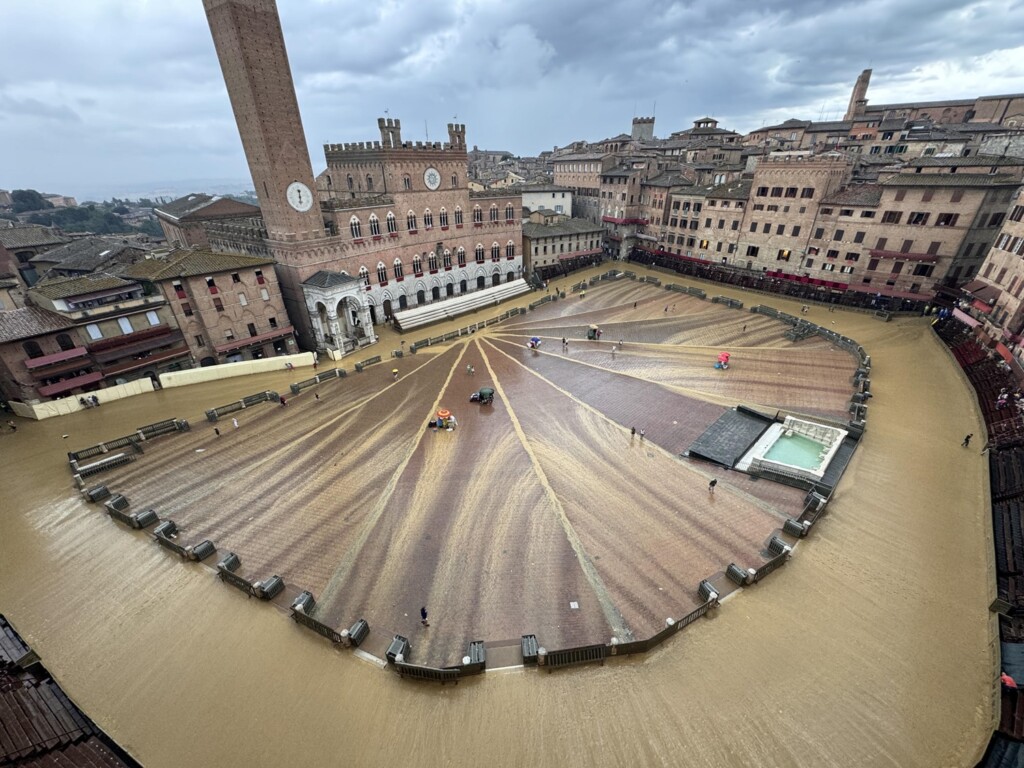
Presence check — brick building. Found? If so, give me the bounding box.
[122,248,296,365]
[0,306,81,403]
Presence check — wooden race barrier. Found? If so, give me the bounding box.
[395,661,462,684]
[541,643,607,672]
[218,568,255,597]
[205,391,276,422]
[292,610,345,644]
[751,552,788,583]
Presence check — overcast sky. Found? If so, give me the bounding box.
[3,0,1024,200]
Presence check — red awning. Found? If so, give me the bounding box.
[996,343,1015,364]
[37,370,104,397]
[962,280,1002,304]
[973,299,994,314]
[24,346,88,370]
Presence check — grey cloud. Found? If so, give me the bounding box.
[1,0,1021,195]
[0,94,81,122]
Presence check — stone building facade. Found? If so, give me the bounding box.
[551,152,613,222]
[522,217,604,280]
[970,189,1024,350]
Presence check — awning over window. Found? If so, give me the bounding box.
[23,346,88,370]
[962,279,1002,305]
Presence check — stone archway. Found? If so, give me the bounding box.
[477,275,486,289]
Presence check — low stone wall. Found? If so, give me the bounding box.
[159,353,314,389]
[10,378,155,421]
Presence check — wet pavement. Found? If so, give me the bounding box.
[0,263,997,767]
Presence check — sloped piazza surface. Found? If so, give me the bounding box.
[105,281,858,666]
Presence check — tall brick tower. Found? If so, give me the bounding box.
[203,0,323,243]
[844,69,872,122]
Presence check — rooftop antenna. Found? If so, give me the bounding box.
[425,119,429,142]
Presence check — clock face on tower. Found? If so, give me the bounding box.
[423,167,441,191]
[286,181,314,212]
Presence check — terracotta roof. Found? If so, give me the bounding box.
[30,273,137,300]
[908,154,1024,167]
[0,225,66,250]
[707,179,753,201]
[0,306,74,343]
[823,184,883,206]
[29,236,145,271]
[154,194,260,222]
[880,173,1021,187]
[120,248,276,281]
[153,193,213,219]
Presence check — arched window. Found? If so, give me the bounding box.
[56,333,75,351]
[347,174,354,191]
[369,214,380,237]
[489,205,499,222]
[406,211,417,231]
[423,209,433,229]
[377,262,388,282]
[412,254,423,274]
[443,249,452,269]
[393,257,404,279]
[506,241,515,258]
[349,216,362,238]
[505,204,514,221]
[439,208,449,227]
[386,212,397,234]
[402,175,411,190]
[454,207,463,226]
[366,174,374,192]
[475,244,485,263]
[359,266,370,286]
[473,206,482,224]
[457,247,466,267]
[22,340,43,358]
[451,174,458,188]
[428,252,438,271]
[491,243,501,261]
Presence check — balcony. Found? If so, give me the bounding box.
[24,346,88,371]
[37,370,104,397]
[88,326,181,360]
[100,345,191,377]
